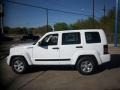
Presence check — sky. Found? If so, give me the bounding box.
[3,0,115,28]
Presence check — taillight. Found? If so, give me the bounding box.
[104,45,108,54]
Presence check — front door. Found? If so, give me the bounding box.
[32,34,60,65]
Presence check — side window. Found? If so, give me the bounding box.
[62,32,81,45]
[85,32,101,43]
[41,34,58,46]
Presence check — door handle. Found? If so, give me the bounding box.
[52,47,59,49]
[76,46,83,48]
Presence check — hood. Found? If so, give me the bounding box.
[11,43,34,49]
[9,43,34,55]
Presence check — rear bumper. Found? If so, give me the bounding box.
[100,54,111,64]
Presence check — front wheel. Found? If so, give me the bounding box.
[76,56,97,75]
[11,57,28,74]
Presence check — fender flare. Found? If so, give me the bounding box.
[71,50,102,65]
[9,52,33,66]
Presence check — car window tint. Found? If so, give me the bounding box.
[41,34,58,46]
[62,32,81,45]
[85,32,101,43]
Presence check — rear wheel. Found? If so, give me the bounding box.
[76,56,97,75]
[11,57,28,74]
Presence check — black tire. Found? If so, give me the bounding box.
[11,57,28,74]
[76,56,97,75]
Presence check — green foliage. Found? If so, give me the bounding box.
[54,22,69,31]
[3,8,118,38]
[100,9,115,33]
[3,27,10,34]
[3,8,120,43]
[3,25,52,35]
[37,25,53,35]
[70,17,100,29]
[3,27,28,35]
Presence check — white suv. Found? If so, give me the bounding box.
[7,29,110,75]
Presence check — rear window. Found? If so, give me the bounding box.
[85,32,101,43]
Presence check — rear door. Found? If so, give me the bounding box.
[84,31,103,55]
[59,32,82,64]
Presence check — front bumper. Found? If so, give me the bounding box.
[6,55,11,65]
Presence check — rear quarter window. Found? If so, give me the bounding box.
[85,32,101,43]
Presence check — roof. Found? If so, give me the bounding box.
[48,29,103,34]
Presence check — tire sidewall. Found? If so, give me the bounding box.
[77,57,96,75]
[11,57,28,74]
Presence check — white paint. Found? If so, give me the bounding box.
[7,29,110,66]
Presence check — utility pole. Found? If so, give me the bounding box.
[103,4,106,17]
[102,3,106,29]
[46,9,48,32]
[92,0,95,28]
[114,0,119,47]
[0,0,4,34]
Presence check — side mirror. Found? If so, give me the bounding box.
[38,42,42,46]
[38,41,48,46]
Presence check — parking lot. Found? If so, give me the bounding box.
[0,41,120,90]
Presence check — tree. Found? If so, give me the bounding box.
[100,9,115,34]
[20,27,28,34]
[3,26,10,34]
[54,22,68,31]
[69,20,81,29]
[70,17,100,30]
[38,25,53,35]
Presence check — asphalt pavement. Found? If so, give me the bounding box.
[0,41,120,90]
